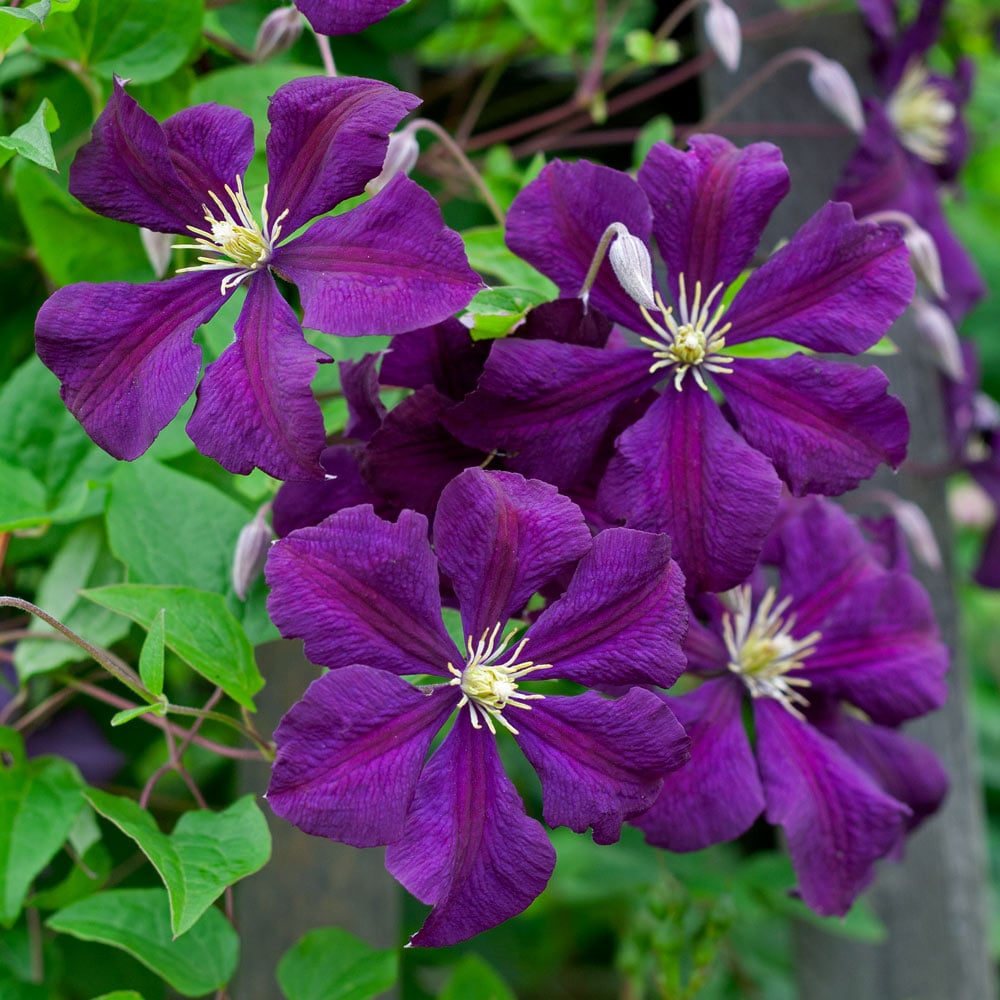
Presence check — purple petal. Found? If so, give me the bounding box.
[526,527,688,688]
[385,714,556,948]
[515,689,689,845]
[265,506,459,676]
[725,202,914,352]
[273,175,481,335]
[518,297,613,347]
[444,339,656,490]
[638,136,789,299]
[294,0,406,35]
[505,159,654,330]
[265,76,419,235]
[755,697,909,916]
[35,273,224,461]
[68,79,217,232]
[717,355,909,496]
[380,318,489,400]
[187,272,328,480]
[272,446,378,537]
[433,469,592,639]
[363,388,488,519]
[598,389,782,594]
[340,353,386,441]
[633,679,764,851]
[267,666,455,847]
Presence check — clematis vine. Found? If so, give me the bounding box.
[448,137,913,593]
[34,77,480,481]
[632,496,949,916]
[264,467,690,946]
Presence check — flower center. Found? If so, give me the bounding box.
[886,61,956,166]
[639,273,735,391]
[446,623,553,735]
[721,585,820,718]
[173,176,290,294]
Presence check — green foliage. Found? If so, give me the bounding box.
[438,954,517,999]
[0,99,59,171]
[277,927,399,1000]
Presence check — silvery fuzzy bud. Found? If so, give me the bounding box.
[948,479,995,530]
[609,229,656,309]
[808,56,865,134]
[903,225,946,301]
[869,489,942,570]
[366,127,420,196]
[232,504,274,601]
[253,7,304,63]
[911,295,964,381]
[704,0,741,73]
[140,228,173,279]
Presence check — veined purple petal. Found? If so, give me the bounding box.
[717,355,909,496]
[187,272,328,480]
[527,528,688,689]
[68,79,214,232]
[515,689,689,845]
[267,666,455,847]
[294,0,406,36]
[633,679,764,851]
[505,159,654,330]
[265,506,460,676]
[380,318,489,400]
[638,136,789,300]
[724,202,914,352]
[340,353,386,441]
[363,388,489,519]
[273,175,481,336]
[433,469,592,639]
[385,714,556,948]
[444,339,656,490]
[755,697,909,917]
[265,76,419,235]
[35,273,224,461]
[518,297,613,347]
[598,389,782,594]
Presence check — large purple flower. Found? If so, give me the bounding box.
[294,0,406,35]
[448,137,913,593]
[265,467,690,946]
[632,496,949,916]
[34,77,480,480]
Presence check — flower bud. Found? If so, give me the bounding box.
[232,503,274,601]
[704,0,741,73]
[903,225,946,301]
[609,229,656,309]
[869,489,942,570]
[912,295,964,381]
[253,7,304,63]
[366,127,420,196]
[140,228,173,279]
[808,56,865,134]
[948,479,995,530]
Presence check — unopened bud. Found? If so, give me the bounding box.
[232,503,274,601]
[366,127,420,196]
[609,229,656,309]
[140,228,173,279]
[253,7,304,62]
[704,0,741,72]
[808,56,865,134]
[904,226,946,301]
[948,479,995,530]
[868,489,942,570]
[911,295,964,381]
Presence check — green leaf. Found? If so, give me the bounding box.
[82,585,263,708]
[47,888,238,997]
[633,115,674,169]
[110,703,165,727]
[106,458,251,594]
[0,728,85,926]
[277,927,398,1000]
[0,457,46,531]
[29,839,111,910]
[438,955,516,1000]
[91,993,146,1000]
[14,522,130,680]
[624,29,680,66]
[138,609,166,696]
[31,0,203,84]
[501,0,593,53]
[86,791,270,937]
[462,226,557,296]
[0,99,60,171]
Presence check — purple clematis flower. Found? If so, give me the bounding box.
[294,0,407,35]
[632,495,949,916]
[449,138,913,593]
[35,77,481,481]
[265,467,690,946]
